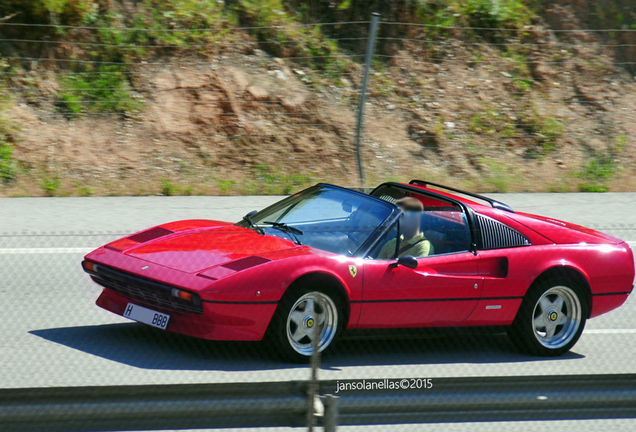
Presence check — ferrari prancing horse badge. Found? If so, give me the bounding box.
[349,265,357,278]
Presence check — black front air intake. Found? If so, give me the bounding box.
[475,214,530,250]
[88,264,203,314]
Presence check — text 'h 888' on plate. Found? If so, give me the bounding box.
[123,303,170,330]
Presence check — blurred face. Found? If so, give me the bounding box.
[401,210,421,238]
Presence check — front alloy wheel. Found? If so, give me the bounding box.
[269,288,343,362]
[286,292,338,356]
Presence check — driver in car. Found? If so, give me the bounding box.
[378,197,432,259]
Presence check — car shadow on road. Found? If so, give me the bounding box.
[30,323,291,372]
[30,322,584,372]
[324,331,585,370]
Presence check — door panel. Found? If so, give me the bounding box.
[357,252,483,328]
[461,248,534,326]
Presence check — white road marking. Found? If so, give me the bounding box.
[0,248,94,254]
[585,329,636,334]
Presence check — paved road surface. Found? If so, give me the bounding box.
[1,193,635,389]
[133,419,636,432]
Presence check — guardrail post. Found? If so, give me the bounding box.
[323,394,339,432]
[354,12,381,186]
[306,315,323,431]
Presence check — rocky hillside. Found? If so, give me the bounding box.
[1,0,635,196]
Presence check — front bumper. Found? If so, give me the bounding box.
[97,288,278,341]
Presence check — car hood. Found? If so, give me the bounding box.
[118,224,300,273]
[506,212,624,245]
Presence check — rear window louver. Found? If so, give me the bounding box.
[129,227,173,243]
[222,256,271,271]
[378,194,397,204]
[476,214,530,250]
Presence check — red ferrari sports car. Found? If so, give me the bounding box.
[82,181,634,361]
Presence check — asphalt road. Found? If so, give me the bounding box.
[137,419,636,432]
[1,193,635,389]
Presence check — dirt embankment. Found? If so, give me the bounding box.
[2,3,636,196]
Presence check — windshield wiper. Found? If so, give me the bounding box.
[243,211,264,235]
[262,221,303,245]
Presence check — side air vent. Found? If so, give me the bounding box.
[129,227,173,243]
[222,256,271,271]
[476,214,530,250]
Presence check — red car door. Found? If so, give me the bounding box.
[357,252,484,328]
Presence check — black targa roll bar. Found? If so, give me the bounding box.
[409,180,515,213]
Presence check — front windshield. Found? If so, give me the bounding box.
[237,185,395,255]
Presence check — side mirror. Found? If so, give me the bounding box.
[245,210,258,218]
[392,255,418,269]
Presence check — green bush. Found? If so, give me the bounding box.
[41,177,61,196]
[379,0,535,41]
[0,0,98,27]
[537,117,563,151]
[254,164,311,194]
[518,106,563,155]
[234,0,351,76]
[0,78,18,184]
[77,186,94,196]
[160,179,178,196]
[141,0,230,45]
[0,144,16,184]
[577,154,615,192]
[56,66,141,117]
[460,0,534,30]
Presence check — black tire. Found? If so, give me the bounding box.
[267,286,344,363]
[508,277,587,357]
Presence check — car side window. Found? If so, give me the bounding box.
[367,223,398,260]
[370,185,473,257]
[421,210,471,256]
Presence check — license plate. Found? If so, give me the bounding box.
[123,303,170,330]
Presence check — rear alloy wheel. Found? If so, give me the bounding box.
[270,288,342,362]
[509,280,587,356]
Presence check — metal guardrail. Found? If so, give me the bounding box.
[0,381,307,432]
[3,374,636,431]
[335,374,636,425]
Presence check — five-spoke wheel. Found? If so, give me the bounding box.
[269,287,343,362]
[531,286,582,349]
[509,278,587,356]
[286,291,338,356]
